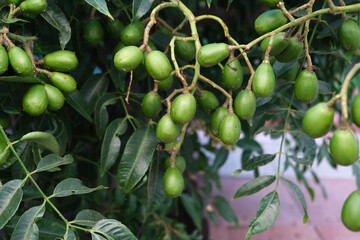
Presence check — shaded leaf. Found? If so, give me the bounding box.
[35,154,73,173]
[37,218,76,240]
[181,194,202,230]
[237,138,263,153]
[0,76,41,83]
[81,74,109,111]
[213,195,238,226]
[72,209,105,227]
[66,90,93,122]
[0,180,23,229]
[95,93,119,138]
[254,126,281,136]
[288,155,313,165]
[133,0,155,20]
[206,0,212,7]
[20,131,60,154]
[91,219,137,240]
[85,0,114,20]
[232,175,276,199]
[242,154,276,171]
[11,205,45,240]
[0,5,28,23]
[52,178,106,197]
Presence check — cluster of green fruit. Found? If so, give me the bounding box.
[7,0,48,15]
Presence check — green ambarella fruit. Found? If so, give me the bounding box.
[0,46,9,75]
[163,167,184,198]
[170,93,196,124]
[254,9,287,35]
[133,42,157,81]
[121,21,144,46]
[50,72,77,93]
[156,114,181,143]
[260,32,290,56]
[338,20,360,54]
[114,46,143,72]
[23,84,48,116]
[275,37,304,63]
[197,43,229,67]
[234,90,256,120]
[218,113,241,145]
[210,107,229,136]
[258,0,282,7]
[157,75,174,91]
[145,50,172,80]
[175,34,196,62]
[44,50,78,72]
[352,94,360,127]
[302,102,334,138]
[330,129,359,166]
[142,92,162,119]
[342,190,360,232]
[8,46,34,76]
[252,62,275,97]
[222,59,243,90]
[44,84,65,111]
[294,70,318,103]
[197,90,219,113]
[278,61,299,81]
[83,19,104,46]
[165,156,186,173]
[20,0,47,14]
[0,112,11,129]
[107,19,124,41]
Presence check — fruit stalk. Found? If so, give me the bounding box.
[289,1,315,15]
[304,1,315,71]
[169,36,190,89]
[263,34,275,63]
[277,2,295,21]
[198,74,232,104]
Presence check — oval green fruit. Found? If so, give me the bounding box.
[342,190,360,232]
[157,75,174,91]
[210,107,229,136]
[163,167,184,198]
[0,45,9,75]
[170,93,196,124]
[114,46,143,72]
[8,46,34,76]
[252,62,276,97]
[234,90,256,120]
[165,156,186,173]
[107,19,124,41]
[0,112,11,129]
[175,34,196,62]
[330,129,359,166]
[352,94,360,127]
[275,37,304,63]
[338,20,360,54]
[23,84,48,116]
[218,113,241,145]
[302,102,334,138]
[197,90,219,113]
[294,70,318,103]
[83,19,104,46]
[44,50,78,72]
[20,0,47,14]
[255,9,287,35]
[222,59,243,90]
[142,92,161,119]
[197,43,229,67]
[121,21,144,46]
[258,0,282,7]
[278,61,299,81]
[44,84,65,111]
[260,32,290,56]
[156,114,181,143]
[145,50,172,80]
[50,72,77,93]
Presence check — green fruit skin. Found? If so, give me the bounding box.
[8,47,34,76]
[342,190,360,232]
[275,37,304,63]
[170,94,196,124]
[210,107,229,136]
[255,9,287,35]
[302,102,334,138]
[133,42,157,81]
[114,46,143,72]
[197,90,219,113]
[339,20,360,53]
[260,33,290,56]
[157,75,174,91]
[20,0,47,14]
[0,46,9,75]
[175,34,196,62]
[145,50,172,80]
[163,167,184,198]
[218,113,241,145]
[44,50,78,73]
[0,112,11,129]
[108,19,124,41]
[222,59,243,90]
[252,62,276,97]
[258,0,282,7]
[50,72,77,93]
[121,21,144,46]
[7,0,20,4]
[142,92,161,119]
[44,84,65,111]
[234,90,256,120]
[352,94,360,127]
[197,43,229,67]
[83,19,104,46]
[165,156,186,173]
[294,70,319,103]
[22,84,48,116]
[330,129,359,166]
[278,62,299,81]
[156,114,181,143]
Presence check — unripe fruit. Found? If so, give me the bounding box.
[197,90,219,113]
[23,84,48,116]
[0,46,9,75]
[142,92,161,119]
[157,75,174,91]
[258,0,282,7]
[278,61,299,81]
[197,43,229,67]
[302,102,334,138]
[107,19,124,41]
[222,59,243,90]
[145,50,172,80]
[44,84,65,111]
[20,0,47,15]
[252,62,276,97]
[234,90,256,120]
[218,113,241,145]
[352,94,360,127]
[163,167,184,198]
[254,9,287,35]
[175,34,196,62]
[44,50,78,72]
[338,20,360,54]
[121,21,144,46]
[275,37,304,63]
[0,112,11,130]
[50,72,77,93]
[165,156,186,173]
[210,107,229,136]
[114,46,143,72]
[170,93,196,124]
[83,19,104,46]
[8,47,34,76]
[342,190,360,232]
[156,114,181,143]
[260,33,290,56]
[330,129,359,166]
[294,70,318,103]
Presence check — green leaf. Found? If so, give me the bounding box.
[66,90,93,122]
[181,194,202,230]
[72,209,105,227]
[209,148,228,174]
[254,126,281,136]
[288,155,313,165]
[52,178,106,198]
[95,93,119,138]
[11,205,45,240]
[0,76,41,83]
[353,162,360,188]
[231,169,242,176]
[81,74,109,112]
[0,5,28,23]
[37,218,76,240]
[35,154,73,173]
[227,0,233,9]
[245,191,280,240]
[213,195,238,226]
[85,0,114,20]
[232,175,276,199]
[117,124,157,193]
[236,138,263,153]
[242,154,276,171]
[20,131,60,154]
[298,134,316,162]
[91,219,137,240]
[0,180,23,229]
[206,0,212,8]
[100,118,128,176]
[132,0,155,20]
